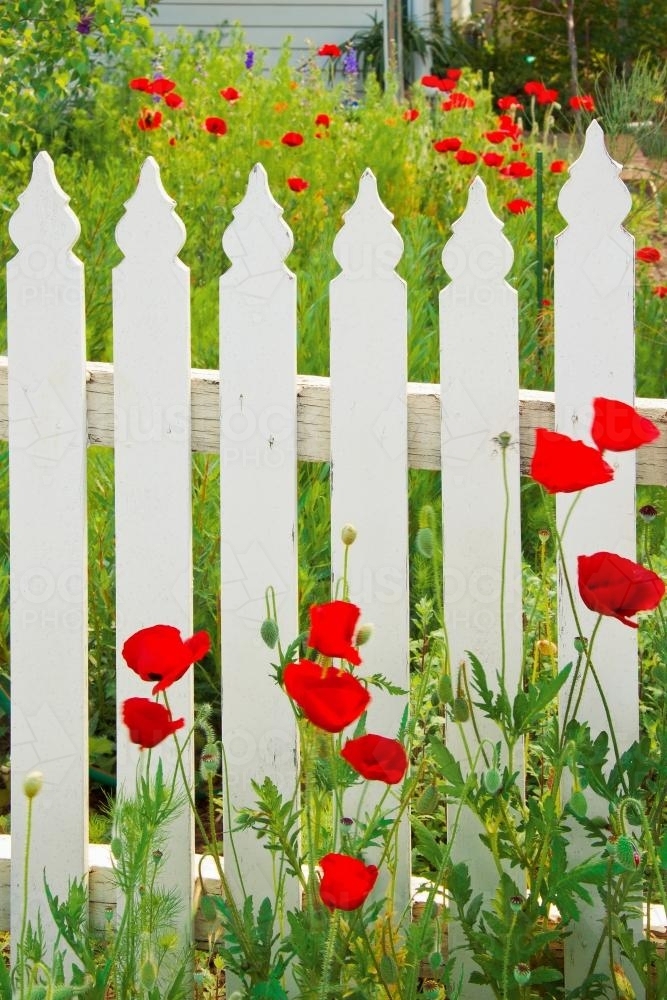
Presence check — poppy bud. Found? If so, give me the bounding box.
[612,963,637,1000]
[509,894,524,913]
[200,743,220,778]
[573,635,588,653]
[415,783,439,815]
[260,618,279,648]
[568,790,588,817]
[23,771,43,799]
[430,689,441,708]
[536,639,557,657]
[483,768,502,794]
[111,837,123,859]
[616,835,640,870]
[639,504,658,523]
[341,523,357,545]
[451,697,469,722]
[438,673,454,704]
[416,526,434,558]
[537,528,550,542]
[513,964,531,986]
[355,623,374,646]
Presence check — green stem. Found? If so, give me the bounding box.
[501,912,518,1000]
[535,148,544,309]
[18,794,34,1000]
[499,441,510,688]
[318,909,341,1000]
[620,798,667,917]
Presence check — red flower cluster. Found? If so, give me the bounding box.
[497,95,524,111]
[318,43,341,58]
[500,160,533,178]
[433,136,462,153]
[130,76,186,125]
[442,91,475,110]
[569,94,595,112]
[506,198,533,214]
[524,80,559,104]
[420,74,456,92]
[637,246,662,264]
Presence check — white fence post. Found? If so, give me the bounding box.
[440,177,523,997]
[7,152,89,956]
[554,121,640,993]
[330,169,411,917]
[219,164,300,944]
[113,158,194,943]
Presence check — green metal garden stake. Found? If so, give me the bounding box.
[536,148,544,309]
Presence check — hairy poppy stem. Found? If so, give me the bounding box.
[318,908,340,1000]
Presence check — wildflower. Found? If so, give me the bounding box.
[258,138,273,148]
[164,92,185,109]
[639,504,658,522]
[454,149,477,164]
[498,115,522,140]
[403,108,420,122]
[524,80,544,97]
[341,734,409,784]
[220,87,241,101]
[442,91,475,110]
[281,131,304,146]
[122,624,211,693]
[497,95,524,111]
[283,660,370,732]
[550,159,567,172]
[482,151,504,167]
[318,43,342,58]
[315,113,331,127]
[537,87,559,104]
[76,12,93,34]
[169,137,177,146]
[506,198,533,214]
[147,77,176,96]
[513,965,531,986]
[637,246,661,263]
[122,697,185,749]
[433,136,462,153]
[308,600,361,664]
[273,101,289,113]
[204,117,227,135]
[318,853,378,910]
[578,552,665,627]
[446,67,462,81]
[137,109,163,131]
[570,94,595,112]
[484,130,507,143]
[130,77,151,91]
[653,285,667,297]
[591,397,659,452]
[500,160,534,177]
[342,47,359,75]
[287,177,308,192]
[530,428,613,493]
[245,49,255,70]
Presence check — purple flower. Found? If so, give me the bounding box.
[342,47,359,75]
[245,49,255,70]
[76,12,93,34]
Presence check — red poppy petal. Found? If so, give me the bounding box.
[530,428,614,493]
[591,398,660,452]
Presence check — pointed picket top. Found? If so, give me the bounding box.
[221,163,293,285]
[8,152,80,257]
[115,157,185,262]
[442,176,513,283]
[333,168,403,275]
[558,120,631,232]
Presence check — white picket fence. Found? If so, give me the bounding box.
[2,120,666,997]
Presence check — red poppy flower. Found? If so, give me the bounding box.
[204,116,227,135]
[147,78,176,96]
[433,136,462,153]
[484,130,507,144]
[130,77,151,91]
[590,397,660,452]
[442,91,475,110]
[578,552,665,628]
[137,109,162,131]
[497,95,524,111]
[455,149,477,164]
[653,285,667,298]
[403,108,420,122]
[506,198,533,214]
[550,159,567,173]
[446,67,462,81]
[122,624,211,694]
[500,160,534,178]
[283,660,370,733]
[281,131,304,146]
[498,115,522,140]
[164,92,185,109]
[319,853,378,910]
[436,77,457,92]
[524,80,544,96]
[318,43,341,58]
[569,94,595,112]
[287,177,308,192]
[537,87,559,104]
[315,113,331,127]
[530,428,614,493]
[637,247,661,264]
[341,734,408,784]
[420,74,441,88]
[482,151,504,167]
[220,86,241,101]
[122,697,185,749]
[308,600,361,664]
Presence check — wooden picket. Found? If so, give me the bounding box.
[2,124,665,998]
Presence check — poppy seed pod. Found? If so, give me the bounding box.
[341,523,357,545]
